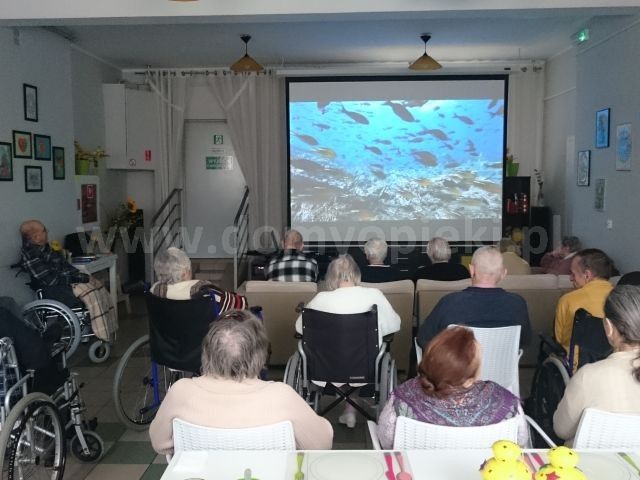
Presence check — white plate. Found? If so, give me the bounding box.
[578,453,634,480]
[309,452,386,480]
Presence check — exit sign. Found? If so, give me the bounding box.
[213,135,223,145]
[206,156,233,170]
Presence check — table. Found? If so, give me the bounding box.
[160,449,640,480]
[72,254,118,321]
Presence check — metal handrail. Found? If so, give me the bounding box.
[151,188,182,225]
[234,186,249,226]
[150,188,183,283]
[233,186,250,290]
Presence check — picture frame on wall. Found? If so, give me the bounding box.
[595,108,610,148]
[616,123,632,171]
[52,146,65,180]
[23,84,38,122]
[34,134,51,161]
[24,166,42,192]
[594,178,606,211]
[0,142,13,181]
[12,130,32,159]
[577,150,590,186]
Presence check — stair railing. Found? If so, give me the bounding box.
[233,186,250,290]
[150,188,183,283]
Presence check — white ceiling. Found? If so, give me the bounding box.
[3,2,639,71]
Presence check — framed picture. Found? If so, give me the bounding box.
[616,123,632,171]
[34,134,51,161]
[594,178,606,211]
[52,146,65,180]
[81,183,98,224]
[24,166,42,192]
[0,142,12,181]
[595,108,610,148]
[577,150,590,186]
[12,130,32,159]
[23,84,38,122]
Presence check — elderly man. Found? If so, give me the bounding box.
[416,246,531,348]
[414,237,470,281]
[360,237,406,283]
[150,247,246,311]
[266,229,318,282]
[540,236,581,275]
[554,248,613,356]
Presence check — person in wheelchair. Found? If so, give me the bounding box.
[150,247,247,311]
[377,327,529,449]
[553,285,640,445]
[149,309,333,455]
[295,254,401,428]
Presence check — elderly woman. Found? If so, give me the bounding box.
[414,237,470,281]
[360,237,406,283]
[540,236,581,275]
[149,309,333,454]
[553,285,640,445]
[150,247,246,311]
[377,327,528,449]
[295,254,401,427]
[498,238,531,275]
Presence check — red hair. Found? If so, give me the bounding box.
[418,327,481,398]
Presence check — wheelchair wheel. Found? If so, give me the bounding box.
[22,299,82,361]
[284,352,304,396]
[70,431,104,462]
[0,392,66,480]
[88,340,110,364]
[377,353,396,418]
[113,335,172,431]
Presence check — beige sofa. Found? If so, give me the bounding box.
[239,281,317,365]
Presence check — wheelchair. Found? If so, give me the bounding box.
[283,305,397,421]
[0,333,105,479]
[524,308,612,447]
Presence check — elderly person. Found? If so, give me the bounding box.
[553,285,640,445]
[360,237,406,283]
[150,247,246,311]
[295,254,401,427]
[377,327,528,449]
[266,229,318,282]
[540,236,581,275]
[414,237,470,281]
[150,309,332,454]
[498,238,531,275]
[416,246,531,348]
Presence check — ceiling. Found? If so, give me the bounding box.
[5,3,640,71]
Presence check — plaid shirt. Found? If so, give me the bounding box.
[266,249,318,282]
[21,242,89,287]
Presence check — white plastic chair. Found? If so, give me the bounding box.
[573,408,640,449]
[172,418,296,453]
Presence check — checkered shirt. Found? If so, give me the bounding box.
[266,249,318,282]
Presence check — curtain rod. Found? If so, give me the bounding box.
[130,69,274,76]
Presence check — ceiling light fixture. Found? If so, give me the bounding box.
[409,34,442,71]
[230,34,264,73]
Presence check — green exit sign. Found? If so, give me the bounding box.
[213,135,223,145]
[206,156,233,170]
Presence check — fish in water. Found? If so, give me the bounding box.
[488,99,499,110]
[370,163,384,169]
[341,106,369,124]
[317,101,331,111]
[292,158,325,173]
[294,133,319,146]
[486,162,503,169]
[422,128,450,141]
[312,122,331,131]
[312,146,337,159]
[364,145,383,155]
[409,137,424,143]
[475,128,483,132]
[453,113,474,125]
[371,170,386,180]
[417,178,432,187]
[384,101,416,123]
[375,139,392,145]
[442,143,454,151]
[445,162,460,169]
[474,180,502,195]
[490,106,504,118]
[465,139,477,153]
[433,106,440,111]
[413,150,438,167]
[438,113,445,118]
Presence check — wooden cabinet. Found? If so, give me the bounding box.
[103,84,158,170]
[503,176,531,243]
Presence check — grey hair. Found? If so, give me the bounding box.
[364,237,388,264]
[153,247,192,284]
[604,285,640,382]
[201,309,268,380]
[471,246,504,279]
[427,237,451,263]
[283,229,303,250]
[498,238,521,255]
[325,254,361,291]
[562,236,582,253]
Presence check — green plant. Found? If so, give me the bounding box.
[74,141,108,168]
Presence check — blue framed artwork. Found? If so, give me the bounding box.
[595,108,610,148]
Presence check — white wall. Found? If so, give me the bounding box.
[0,27,80,304]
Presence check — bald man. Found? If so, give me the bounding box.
[416,246,531,348]
[265,229,318,282]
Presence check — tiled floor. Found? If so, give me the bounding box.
[67,295,537,479]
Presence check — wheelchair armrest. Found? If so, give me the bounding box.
[294,332,303,339]
[295,302,305,314]
[382,333,394,344]
[538,332,566,357]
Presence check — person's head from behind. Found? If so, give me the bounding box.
[570,248,612,288]
[603,285,640,381]
[560,236,581,256]
[20,219,48,247]
[154,247,192,284]
[201,309,268,381]
[325,254,361,291]
[427,237,451,264]
[282,229,304,252]
[469,246,505,286]
[497,238,521,256]
[364,237,388,265]
[418,327,481,398]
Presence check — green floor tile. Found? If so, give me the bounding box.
[95,422,127,442]
[140,464,167,480]
[100,441,157,464]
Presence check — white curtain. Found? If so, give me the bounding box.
[145,72,188,202]
[206,72,286,248]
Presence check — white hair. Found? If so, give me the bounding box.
[325,254,361,291]
[427,237,451,263]
[154,247,192,284]
[471,246,505,282]
[364,237,388,264]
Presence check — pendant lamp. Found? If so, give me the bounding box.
[409,34,442,71]
[230,34,264,73]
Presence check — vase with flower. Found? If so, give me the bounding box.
[505,149,519,177]
[534,169,545,206]
[75,141,108,175]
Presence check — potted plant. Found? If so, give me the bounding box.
[505,149,519,177]
[74,141,108,175]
